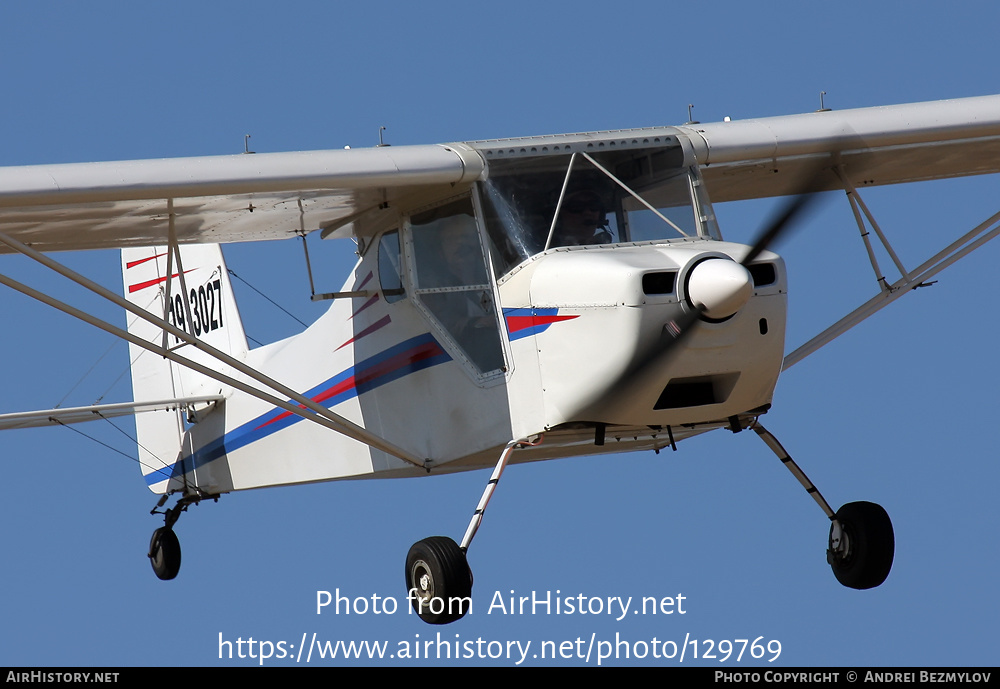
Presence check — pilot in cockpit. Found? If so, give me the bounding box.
[550,187,614,247]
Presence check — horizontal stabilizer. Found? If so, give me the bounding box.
[0,396,224,431]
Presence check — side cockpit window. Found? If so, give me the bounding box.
[378,230,405,303]
[408,196,505,376]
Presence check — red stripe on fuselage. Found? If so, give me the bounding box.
[350,293,380,319]
[336,314,391,351]
[353,341,443,388]
[254,340,444,430]
[255,375,359,430]
[505,314,578,333]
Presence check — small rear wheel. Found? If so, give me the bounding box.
[149,527,181,580]
[405,537,472,625]
[828,501,893,589]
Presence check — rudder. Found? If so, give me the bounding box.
[121,244,248,493]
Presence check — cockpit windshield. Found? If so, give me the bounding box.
[478,144,720,276]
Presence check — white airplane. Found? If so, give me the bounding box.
[0,95,997,625]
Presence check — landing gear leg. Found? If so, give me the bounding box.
[752,422,894,589]
[405,435,543,624]
[147,493,214,581]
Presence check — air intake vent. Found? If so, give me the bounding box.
[653,373,740,410]
[654,380,715,409]
[747,263,776,287]
[642,271,676,295]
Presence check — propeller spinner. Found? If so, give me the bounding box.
[685,258,754,320]
[622,184,824,394]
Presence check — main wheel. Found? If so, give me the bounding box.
[149,527,181,580]
[828,501,893,589]
[405,536,472,625]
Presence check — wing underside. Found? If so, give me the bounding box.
[0,144,485,252]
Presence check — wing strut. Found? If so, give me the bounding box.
[0,230,426,469]
[833,166,909,292]
[160,199,198,354]
[783,206,1000,370]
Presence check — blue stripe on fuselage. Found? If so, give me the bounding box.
[145,333,451,487]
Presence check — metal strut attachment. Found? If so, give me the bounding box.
[834,166,910,294]
[150,492,217,531]
[459,435,543,552]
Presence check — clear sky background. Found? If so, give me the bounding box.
[0,1,997,667]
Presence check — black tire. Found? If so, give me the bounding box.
[405,537,472,625]
[828,501,893,590]
[149,527,181,581]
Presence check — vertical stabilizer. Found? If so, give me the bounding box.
[121,244,248,493]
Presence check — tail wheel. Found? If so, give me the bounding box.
[405,536,472,625]
[149,527,181,580]
[828,501,894,589]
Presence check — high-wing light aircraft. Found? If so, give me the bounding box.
[1,95,998,625]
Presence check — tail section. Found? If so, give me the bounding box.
[121,244,248,493]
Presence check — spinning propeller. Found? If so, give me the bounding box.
[689,188,820,323]
[623,182,825,391]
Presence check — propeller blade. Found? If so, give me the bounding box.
[607,165,832,408]
[741,190,819,266]
[609,303,704,401]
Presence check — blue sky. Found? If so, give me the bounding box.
[0,1,997,667]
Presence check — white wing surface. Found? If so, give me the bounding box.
[0,144,485,252]
[680,95,1000,201]
[1,96,999,255]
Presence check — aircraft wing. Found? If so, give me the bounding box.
[1,96,999,255]
[0,144,485,253]
[680,95,1000,202]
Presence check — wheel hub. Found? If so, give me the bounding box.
[411,560,434,601]
[405,536,472,624]
[827,519,852,564]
